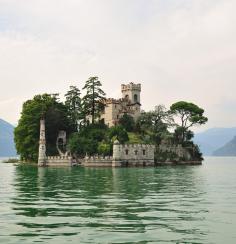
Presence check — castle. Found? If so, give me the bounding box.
[37,82,202,167]
[100,82,141,127]
[38,119,155,167]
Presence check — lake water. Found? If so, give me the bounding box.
[0,157,236,244]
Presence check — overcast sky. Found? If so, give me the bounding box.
[0,0,235,131]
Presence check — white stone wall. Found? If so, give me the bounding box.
[101,102,122,127]
[46,156,72,166]
[113,143,155,165]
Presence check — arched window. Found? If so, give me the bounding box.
[134,94,138,103]
[143,150,146,155]
[125,95,129,100]
[125,149,129,155]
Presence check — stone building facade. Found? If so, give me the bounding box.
[112,140,155,167]
[83,140,155,167]
[101,82,141,127]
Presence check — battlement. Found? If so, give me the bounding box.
[121,83,141,92]
[105,98,121,104]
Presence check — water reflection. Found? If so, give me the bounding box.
[10,165,208,243]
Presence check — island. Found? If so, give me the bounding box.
[14,77,208,167]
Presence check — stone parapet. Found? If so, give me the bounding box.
[46,156,73,166]
[121,83,141,92]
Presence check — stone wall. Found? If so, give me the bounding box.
[46,156,73,166]
[83,156,113,167]
[113,141,155,167]
[158,144,192,160]
[82,142,155,167]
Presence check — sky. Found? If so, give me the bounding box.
[0,0,235,131]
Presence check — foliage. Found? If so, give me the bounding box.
[98,142,111,156]
[136,105,173,145]
[108,125,129,144]
[3,158,20,164]
[68,123,109,157]
[65,85,81,130]
[14,94,74,162]
[82,77,106,124]
[119,114,135,132]
[170,101,208,143]
[127,132,143,144]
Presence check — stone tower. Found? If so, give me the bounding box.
[38,119,47,166]
[121,83,141,104]
[113,139,121,160]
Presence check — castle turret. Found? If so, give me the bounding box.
[121,82,141,104]
[112,139,122,167]
[38,119,47,166]
[113,139,121,160]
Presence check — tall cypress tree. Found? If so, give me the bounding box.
[82,77,106,124]
[65,85,81,130]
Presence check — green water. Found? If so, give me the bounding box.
[0,158,236,243]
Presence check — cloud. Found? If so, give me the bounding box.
[0,0,235,131]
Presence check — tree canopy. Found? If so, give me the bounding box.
[14,94,75,162]
[82,77,106,124]
[65,85,81,130]
[118,114,135,132]
[170,101,208,143]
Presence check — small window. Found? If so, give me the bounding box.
[117,115,119,119]
[125,149,129,155]
[135,150,138,155]
[143,150,146,155]
[134,94,138,102]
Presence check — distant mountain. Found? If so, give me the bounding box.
[0,119,17,157]
[194,127,236,156]
[213,136,236,156]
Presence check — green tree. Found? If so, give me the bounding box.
[65,85,81,130]
[82,77,106,124]
[108,126,129,144]
[119,114,135,132]
[68,123,108,157]
[170,101,208,143]
[14,94,74,162]
[98,142,111,156]
[136,105,173,144]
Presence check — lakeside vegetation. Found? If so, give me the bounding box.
[14,77,208,163]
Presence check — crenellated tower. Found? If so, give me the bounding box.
[121,82,141,104]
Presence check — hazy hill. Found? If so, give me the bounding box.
[213,136,236,156]
[0,119,17,157]
[194,127,236,155]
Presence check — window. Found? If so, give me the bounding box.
[134,94,138,102]
[125,149,129,155]
[117,115,119,119]
[135,150,138,155]
[143,150,146,155]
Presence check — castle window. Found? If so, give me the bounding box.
[135,150,138,155]
[143,150,146,155]
[125,95,129,100]
[117,115,119,119]
[134,94,138,103]
[125,149,129,155]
